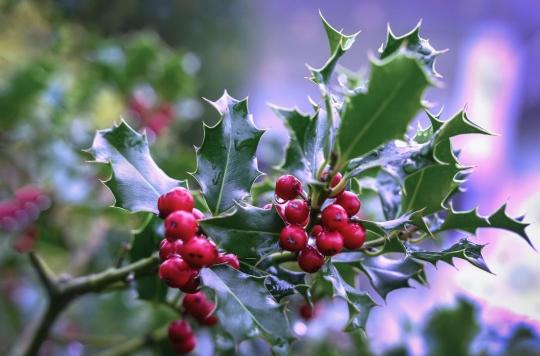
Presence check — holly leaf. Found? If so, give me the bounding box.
[437,203,532,248]
[129,213,167,301]
[337,53,430,167]
[87,120,184,214]
[192,92,264,216]
[434,110,494,145]
[265,266,310,303]
[379,22,446,78]
[201,265,293,344]
[199,203,285,259]
[309,12,358,84]
[407,238,491,273]
[273,106,328,181]
[333,252,426,299]
[320,263,376,331]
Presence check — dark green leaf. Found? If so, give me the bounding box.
[88,120,184,214]
[129,213,167,301]
[199,203,285,259]
[407,238,491,273]
[320,263,376,331]
[333,252,426,299]
[201,265,293,344]
[266,266,310,303]
[192,92,264,215]
[337,54,430,168]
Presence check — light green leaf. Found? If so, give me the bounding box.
[192,92,264,215]
[201,265,293,344]
[199,203,285,259]
[87,120,184,214]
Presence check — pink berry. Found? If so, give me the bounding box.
[159,239,184,261]
[217,253,240,270]
[285,199,310,225]
[164,211,198,241]
[275,175,302,201]
[336,191,361,216]
[321,204,348,231]
[159,256,196,288]
[279,225,308,252]
[330,173,345,194]
[297,246,324,273]
[168,320,192,343]
[181,236,218,268]
[191,208,205,220]
[158,187,194,218]
[339,223,366,250]
[311,225,323,237]
[316,230,344,256]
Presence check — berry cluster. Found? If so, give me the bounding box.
[0,185,51,232]
[275,174,365,273]
[156,187,238,353]
[168,291,218,353]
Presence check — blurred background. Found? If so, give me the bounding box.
[0,0,539,355]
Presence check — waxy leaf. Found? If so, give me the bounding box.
[201,265,293,344]
[337,53,430,168]
[88,120,183,213]
[437,204,532,247]
[199,203,285,259]
[129,213,166,301]
[193,92,264,215]
[334,252,426,299]
[321,263,376,331]
[407,238,491,273]
[266,266,310,303]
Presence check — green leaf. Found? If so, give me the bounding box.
[129,213,167,301]
[434,110,494,145]
[437,203,532,247]
[309,12,358,84]
[265,266,310,303]
[380,22,446,78]
[333,252,426,299]
[407,238,491,273]
[273,106,327,181]
[88,120,184,214]
[337,54,430,167]
[199,203,285,259]
[201,265,293,344]
[192,92,264,215]
[320,263,376,331]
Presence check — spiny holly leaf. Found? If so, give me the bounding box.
[192,92,264,216]
[266,266,310,303]
[434,110,494,146]
[320,263,376,331]
[273,106,327,182]
[201,265,293,345]
[88,120,184,214]
[379,22,446,78]
[407,238,491,273]
[199,203,285,259]
[356,213,413,236]
[437,204,532,247]
[337,53,430,168]
[334,252,426,299]
[129,213,167,301]
[309,12,358,84]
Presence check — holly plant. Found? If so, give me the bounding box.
[14,14,532,356]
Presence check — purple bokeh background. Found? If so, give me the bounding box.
[236,1,539,353]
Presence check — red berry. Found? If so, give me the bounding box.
[284,199,310,225]
[168,320,192,343]
[158,187,194,218]
[316,231,344,256]
[183,292,214,319]
[182,237,218,268]
[179,271,201,294]
[340,223,366,250]
[279,225,308,252]
[217,253,240,270]
[299,304,316,320]
[311,225,323,237]
[198,314,219,326]
[159,239,184,261]
[164,211,198,241]
[172,335,196,354]
[330,172,343,187]
[336,191,361,216]
[192,208,205,220]
[159,256,196,288]
[275,175,302,201]
[297,246,324,273]
[321,204,348,231]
